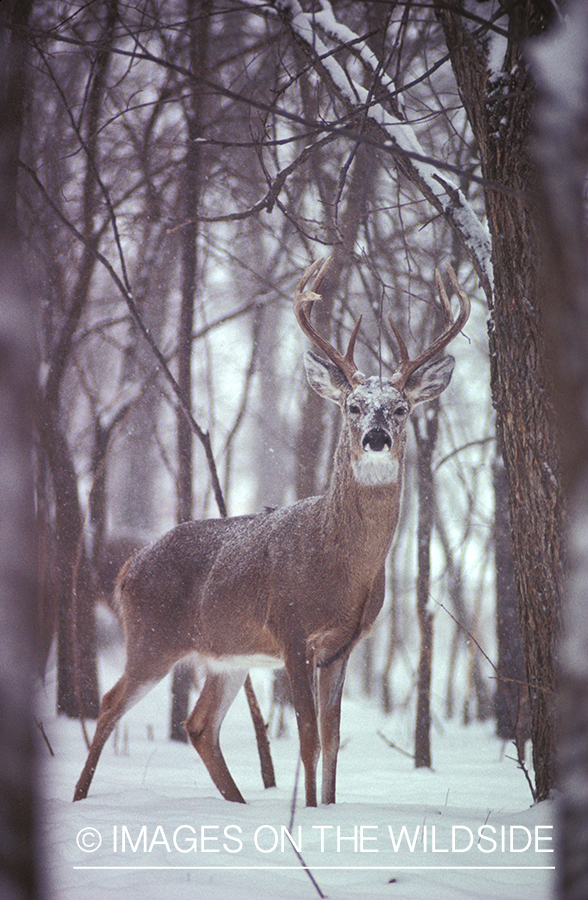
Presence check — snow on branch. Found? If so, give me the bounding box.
[249,0,494,293]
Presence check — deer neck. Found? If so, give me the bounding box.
[321,428,405,564]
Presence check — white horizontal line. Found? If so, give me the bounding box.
[74,865,555,871]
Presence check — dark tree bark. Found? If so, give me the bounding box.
[493,451,529,745]
[412,400,440,769]
[0,0,44,896]
[36,409,99,718]
[37,246,101,717]
[434,0,563,801]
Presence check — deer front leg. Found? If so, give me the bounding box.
[285,643,320,807]
[318,656,348,805]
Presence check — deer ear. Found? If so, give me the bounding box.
[304,351,351,404]
[404,355,455,405]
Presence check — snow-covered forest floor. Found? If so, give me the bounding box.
[38,640,555,900]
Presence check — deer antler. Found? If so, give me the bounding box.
[388,264,470,388]
[294,257,364,387]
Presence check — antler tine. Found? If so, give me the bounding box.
[387,313,410,366]
[392,264,471,389]
[294,257,364,386]
[295,256,331,297]
[434,267,453,322]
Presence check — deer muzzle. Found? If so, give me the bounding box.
[362,428,392,453]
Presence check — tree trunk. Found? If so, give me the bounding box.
[170,0,209,743]
[37,408,99,718]
[435,0,563,801]
[493,451,529,744]
[412,401,439,769]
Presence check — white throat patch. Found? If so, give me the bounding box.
[351,452,399,486]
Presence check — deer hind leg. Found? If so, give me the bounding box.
[73,667,164,801]
[185,668,247,803]
[318,656,348,805]
[73,644,178,802]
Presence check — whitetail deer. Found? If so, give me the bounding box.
[74,258,469,807]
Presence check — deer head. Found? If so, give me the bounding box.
[294,257,470,487]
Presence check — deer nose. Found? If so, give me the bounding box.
[362,428,392,452]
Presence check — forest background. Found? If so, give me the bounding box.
[1,1,588,898]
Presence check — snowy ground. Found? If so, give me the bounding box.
[38,647,555,900]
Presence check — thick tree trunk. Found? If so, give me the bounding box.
[435,0,563,801]
[493,452,529,744]
[484,135,562,803]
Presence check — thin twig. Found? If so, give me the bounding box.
[505,744,537,803]
[286,756,326,900]
[34,718,55,757]
[433,598,554,695]
[377,730,436,771]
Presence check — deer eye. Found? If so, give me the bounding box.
[349,403,361,415]
[394,405,408,417]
